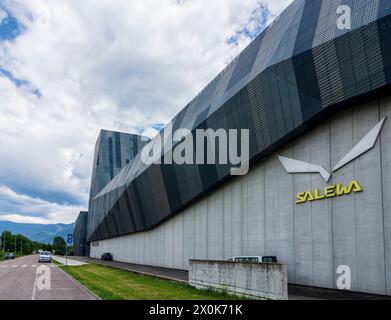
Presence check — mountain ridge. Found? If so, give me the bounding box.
[0,221,74,244]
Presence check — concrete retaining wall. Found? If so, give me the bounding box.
[90,94,391,296]
[189,260,288,300]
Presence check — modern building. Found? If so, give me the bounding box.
[73,211,89,257]
[73,130,149,256]
[89,129,150,205]
[87,0,391,295]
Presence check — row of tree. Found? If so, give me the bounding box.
[0,231,70,256]
[52,236,70,256]
[0,231,43,256]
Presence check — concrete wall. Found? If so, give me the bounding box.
[189,260,288,300]
[91,95,391,296]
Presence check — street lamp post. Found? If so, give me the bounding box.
[2,233,5,259]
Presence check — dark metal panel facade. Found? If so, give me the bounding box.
[88,130,150,205]
[73,211,89,256]
[88,0,391,242]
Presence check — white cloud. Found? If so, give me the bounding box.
[0,214,60,224]
[0,0,293,223]
[0,8,7,24]
[0,186,85,224]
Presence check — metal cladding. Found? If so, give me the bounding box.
[73,211,89,256]
[88,0,391,242]
[88,130,150,207]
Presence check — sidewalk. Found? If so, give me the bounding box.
[52,256,89,266]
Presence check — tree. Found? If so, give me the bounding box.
[53,236,66,256]
[42,243,53,252]
[67,245,74,256]
[1,231,47,256]
[1,231,12,253]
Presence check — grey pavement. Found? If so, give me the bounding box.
[52,255,88,266]
[0,255,97,300]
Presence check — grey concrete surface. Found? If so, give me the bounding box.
[189,260,288,300]
[52,256,88,266]
[0,255,96,300]
[90,96,391,296]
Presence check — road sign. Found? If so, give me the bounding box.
[67,233,73,244]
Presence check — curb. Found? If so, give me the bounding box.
[56,264,102,300]
[98,263,188,284]
[71,257,188,284]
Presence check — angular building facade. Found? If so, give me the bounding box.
[73,211,89,257]
[87,130,150,245]
[89,130,150,204]
[88,0,391,295]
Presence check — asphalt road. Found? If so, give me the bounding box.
[0,255,96,300]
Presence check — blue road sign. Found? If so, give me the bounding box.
[67,234,73,244]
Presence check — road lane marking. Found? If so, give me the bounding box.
[22,265,27,267]
[31,267,39,300]
[1,266,7,268]
[12,265,18,268]
[31,265,36,267]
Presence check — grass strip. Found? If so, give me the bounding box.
[60,263,247,300]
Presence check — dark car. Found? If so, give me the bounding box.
[101,253,113,261]
[5,253,15,260]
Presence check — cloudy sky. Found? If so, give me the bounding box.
[0,0,292,225]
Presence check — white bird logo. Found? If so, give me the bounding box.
[278,117,386,182]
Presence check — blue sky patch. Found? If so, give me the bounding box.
[0,67,42,97]
[153,123,165,132]
[0,67,28,86]
[0,8,24,41]
[227,2,270,45]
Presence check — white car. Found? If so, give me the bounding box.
[38,251,52,263]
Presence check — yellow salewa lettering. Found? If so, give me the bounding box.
[296,191,314,204]
[351,180,363,192]
[314,189,325,200]
[324,185,336,198]
[336,183,350,195]
[296,192,306,204]
[336,180,363,196]
[296,180,363,204]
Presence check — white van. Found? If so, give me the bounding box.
[227,256,277,263]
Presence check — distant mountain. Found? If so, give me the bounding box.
[0,221,74,244]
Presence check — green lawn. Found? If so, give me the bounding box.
[60,264,245,300]
[52,258,62,266]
